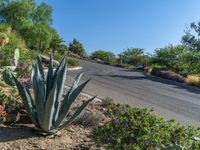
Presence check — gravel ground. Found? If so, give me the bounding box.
[0,95,108,150]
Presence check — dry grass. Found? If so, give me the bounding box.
[185,75,200,86]
[74,110,106,128]
[100,97,113,107]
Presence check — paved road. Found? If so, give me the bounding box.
[66,59,200,126]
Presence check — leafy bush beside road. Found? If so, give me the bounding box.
[148,67,186,83]
[93,103,200,149]
[90,50,116,64]
[151,45,200,77]
[118,48,150,68]
[66,59,80,67]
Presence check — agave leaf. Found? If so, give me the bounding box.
[31,63,35,82]
[53,61,67,122]
[53,56,66,79]
[70,72,83,91]
[54,79,91,127]
[42,81,57,131]
[46,54,54,97]
[32,60,46,125]
[36,56,45,80]
[12,74,39,126]
[53,73,82,126]
[72,72,83,88]
[63,73,83,103]
[58,96,96,129]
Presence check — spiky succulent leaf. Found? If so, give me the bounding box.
[31,59,46,125]
[72,72,83,89]
[36,56,45,80]
[42,81,57,131]
[63,73,83,103]
[54,79,91,127]
[53,61,67,122]
[53,56,66,80]
[69,72,83,92]
[46,54,54,97]
[11,54,95,135]
[58,96,96,129]
[12,74,38,126]
[53,73,82,127]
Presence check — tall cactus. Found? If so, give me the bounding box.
[2,48,20,86]
[14,48,20,66]
[12,55,95,135]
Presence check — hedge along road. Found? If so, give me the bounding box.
[66,58,200,126]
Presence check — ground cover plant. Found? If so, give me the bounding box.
[52,51,80,67]
[92,103,200,149]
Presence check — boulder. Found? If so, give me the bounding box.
[40,55,60,66]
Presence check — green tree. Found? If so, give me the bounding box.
[0,0,61,51]
[119,48,146,67]
[1,0,36,30]
[182,22,200,51]
[152,45,185,70]
[50,32,63,53]
[91,50,116,64]
[151,45,200,76]
[68,39,85,57]
[32,2,53,25]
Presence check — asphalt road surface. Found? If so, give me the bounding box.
[66,59,200,126]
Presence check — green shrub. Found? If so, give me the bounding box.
[0,88,22,113]
[7,31,27,49]
[67,59,80,67]
[90,50,116,64]
[0,46,33,67]
[0,32,9,47]
[93,103,200,149]
[0,26,33,68]
[2,69,16,86]
[68,39,85,57]
[12,55,95,135]
[51,52,80,67]
[50,51,63,62]
[0,33,8,41]
[151,45,200,76]
[0,24,10,33]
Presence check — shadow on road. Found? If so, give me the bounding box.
[95,69,200,95]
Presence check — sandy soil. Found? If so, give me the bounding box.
[0,95,107,150]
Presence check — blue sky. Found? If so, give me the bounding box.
[36,0,200,55]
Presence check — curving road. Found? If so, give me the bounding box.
[66,58,200,126]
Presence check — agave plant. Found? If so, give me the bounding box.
[12,55,95,135]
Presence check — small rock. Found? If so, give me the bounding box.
[83,138,91,142]
[61,135,73,144]
[67,126,75,132]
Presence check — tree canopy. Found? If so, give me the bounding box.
[119,48,147,66]
[91,50,116,63]
[182,22,200,51]
[68,39,85,57]
[0,0,61,51]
